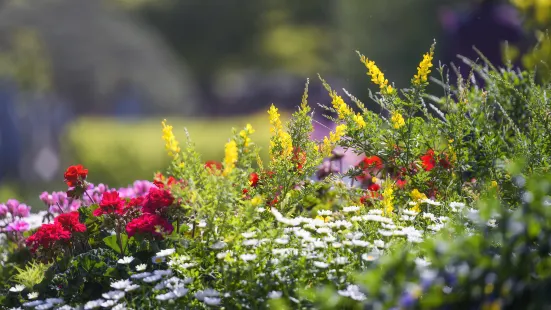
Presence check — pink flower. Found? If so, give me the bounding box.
[0,204,8,217]
[39,192,54,206]
[7,220,30,232]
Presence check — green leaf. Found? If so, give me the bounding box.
[103,234,129,255]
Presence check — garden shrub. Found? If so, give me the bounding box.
[1,42,551,309]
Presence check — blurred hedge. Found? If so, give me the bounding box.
[61,113,282,188]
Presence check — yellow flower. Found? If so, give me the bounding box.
[352,113,366,129]
[359,55,394,95]
[321,124,347,157]
[315,216,331,223]
[240,124,255,147]
[279,131,293,157]
[223,140,238,175]
[268,104,282,134]
[491,180,498,188]
[410,189,427,213]
[161,119,180,158]
[251,196,263,207]
[413,43,435,86]
[382,184,395,215]
[391,112,405,129]
[330,92,353,119]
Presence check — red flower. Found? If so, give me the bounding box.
[93,191,125,216]
[292,147,307,171]
[54,211,86,233]
[249,172,259,187]
[25,222,71,252]
[359,156,384,170]
[420,149,436,171]
[439,154,452,169]
[127,197,145,208]
[205,160,223,173]
[396,178,407,189]
[64,165,88,187]
[360,191,382,205]
[126,213,173,238]
[367,183,380,191]
[142,187,174,214]
[153,173,180,189]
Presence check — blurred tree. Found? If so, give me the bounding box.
[510,0,551,81]
[334,0,456,106]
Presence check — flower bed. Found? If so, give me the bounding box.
[2,43,551,309]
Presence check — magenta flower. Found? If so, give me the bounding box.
[0,204,8,217]
[39,191,54,206]
[13,204,31,218]
[6,220,30,232]
[6,199,19,214]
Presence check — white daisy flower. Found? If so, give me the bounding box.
[125,284,140,292]
[373,239,385,248]
[156,248,176,257]
[117,256,134,265]
[27,292,39,299]
[414,257,431,268]
[111,279,133,290]
[84,299,104,309]
[487,219,497,228]
[35,303,53,310]
[351,239,370,247]
[100,300,116,308]
[112,303,128,310]
[362,253,379,262]
[317,210,332,216]
[9,284,25,292]
[216,251,232,260]
[334,256,348,265]
[241,231,256,239]
[156,292,176,301]
[240,253,257,262]
[313,261,329,268]
[203,297,221,306]
[143,274,163,283]
[242,239,259,247]
[45,298,63,305]
[210,241,227,250]
[22,300,43,307]
[274,237,289,245]
[131,272,152,280]
[342,206,360,213]
[152,256,165,264]
[154,269,173,276]
[338,285,366,301]
[135,264,147,271]
[267,291,283,299]
[422,199,441,206]
[102,290,125,300]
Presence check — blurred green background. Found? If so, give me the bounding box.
[0,0,546,208]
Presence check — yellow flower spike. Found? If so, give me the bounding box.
[223,140,238,175]
[352,113,366,129]
[359,54,394,95]
[279,131,293,157]
[268,105,282,135]
[413,42,435,86]
[391,112,405,129]
[382,184,395,215]
[161,119,181,158]
[330,92,353,119]
[410,189,427,213]
[240,124,255,148]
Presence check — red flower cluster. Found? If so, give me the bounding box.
[64,165,88,187]
[420,149,452,171]
[249,172,259,187]
[204,160,223,173]
[126,213,173,238]
[153,173,180,189]
[54,211,86,233]
[142,187,174,213]
[292,147,307,171]
[26,212,86,252]
[93,191,125,216]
